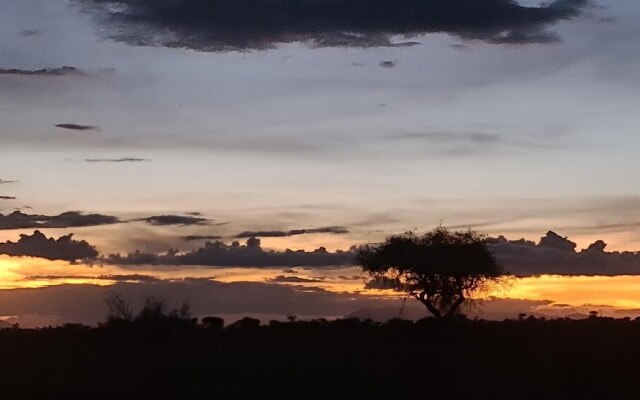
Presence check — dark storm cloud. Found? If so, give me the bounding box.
[0,66,84,76]
[104,237,356,268]
[0,211,120,230]
[235,226,349,238]
[182,235,223,242]
[136,215,211,226]
[84,157,149,162]
[0,196,16,200]
[55,123,99,131]
[0,230,98,262]
[379,60,398,68]
[75,0,591,52]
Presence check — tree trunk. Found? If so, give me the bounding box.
[443,296,465,318]
[416,292,442,318]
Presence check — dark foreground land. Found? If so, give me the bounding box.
[2,316,640,400]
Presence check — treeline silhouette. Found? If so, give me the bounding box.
[2,299,640,399]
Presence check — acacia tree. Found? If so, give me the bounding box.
[356,227,505,319]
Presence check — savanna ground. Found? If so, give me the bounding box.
[1,312,639,400]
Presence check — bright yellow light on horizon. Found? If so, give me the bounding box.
[3,254,640,312]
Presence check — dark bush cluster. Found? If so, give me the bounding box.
[2,312,640,399]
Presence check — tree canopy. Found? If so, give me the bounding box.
[356,227,506,318]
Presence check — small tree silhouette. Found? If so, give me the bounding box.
[201,316,225,329]
[356,227,506,319]
[105,291,133,322]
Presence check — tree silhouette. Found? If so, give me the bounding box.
[356,227,505,318]
[104,291,133,322]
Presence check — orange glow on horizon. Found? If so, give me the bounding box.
[3,255,640,312]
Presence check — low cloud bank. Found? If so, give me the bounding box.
[0,230,98,262]
[0,66,83,76]
[234,226,349,238]
[0,211,120,230]
[104,237,356,267]
[6,227,640,276]
[75,0,592,51]
[488,231,640,276]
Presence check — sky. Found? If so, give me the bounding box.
[1,0,640,326]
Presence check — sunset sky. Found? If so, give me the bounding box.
[1,0,640,326]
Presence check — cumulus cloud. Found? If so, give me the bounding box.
[75,0,592,52]
[55,123,99,131]
[136,215,211,226]
[0,230,98,262]
[488,231,640,276]
[0,66,84,76]
[104,237,356,268]
[235,226,349,238]
[84,157,149,162]
[0,211,120,230]
[91,228,640,274]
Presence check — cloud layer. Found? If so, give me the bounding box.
[0,66,83,76]
[55,123,99,131]
[488,231,640,276]
[105,237,356,267]
[76,0,591,51]
[0,211,120,230]
[234,226,349,238]
[84,157,149,163]
[0,230,98,262]
[136,215,211,226]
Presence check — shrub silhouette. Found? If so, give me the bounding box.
[356,227,506,318]
[2,315,640,399]
[201,316,225,329]
[104,291,133,323]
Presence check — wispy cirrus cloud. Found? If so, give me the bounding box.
[18,29,41,37]
[55,123,99,131]
[379,60,398,69]
[0,211,120,230]
[267,275,326,283]
[182,235,223,242]
[84,157,149,163]
[75,0,593,52]
[235,226,349,238]
[135,215,211,226]
[24,274,162,283]
[0,66,84,76]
